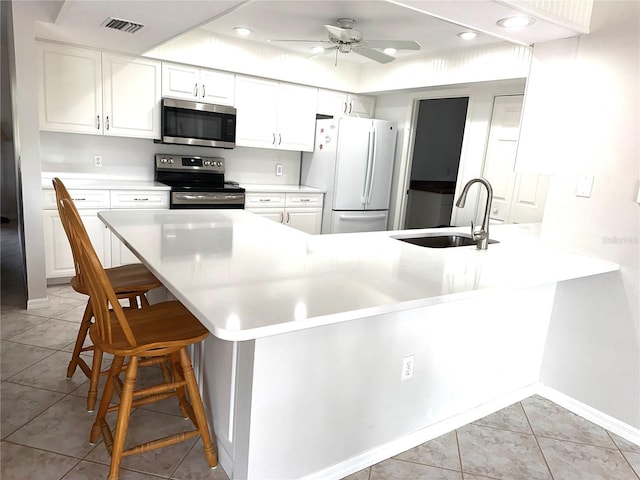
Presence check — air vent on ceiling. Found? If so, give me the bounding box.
[102,17,144,34]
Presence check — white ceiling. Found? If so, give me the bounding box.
[32,0,585,64]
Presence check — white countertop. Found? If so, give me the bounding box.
[42,174,169,191]
[241,184,324,193]
[99,209,619,341]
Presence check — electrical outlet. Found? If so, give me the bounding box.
[401,355,415,381]
[576,174,593,197]
[275,163,283,176]
[94,155,103,168]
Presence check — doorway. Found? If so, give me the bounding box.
[404,97,469,229]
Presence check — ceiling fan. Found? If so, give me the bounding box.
[270,18,421,64]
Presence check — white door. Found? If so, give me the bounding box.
[37,43,102,134]
[235,77,278,148]
[276,83,317,152]
[333,118,372,210]
[161,62,200,100]
[483,95,548,224]
[366,120,397,211]
[102,54,161,139]
[330,210,388,233]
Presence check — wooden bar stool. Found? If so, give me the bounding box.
[60,197,217,480]
[53,178,163,411]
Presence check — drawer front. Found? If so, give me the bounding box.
[42,189,110,210]
[286,193,323,207]
[110,190,169,209]
[245,192,286,208]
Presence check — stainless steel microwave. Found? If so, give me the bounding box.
[161,98,236,149]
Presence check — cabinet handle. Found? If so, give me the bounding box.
[272,133,276,145]
[259,198,271,202]
[286,212,290,223]
[72,197,86,201]
[343,102,347,114]
[299,198,310,202]
[278,134,282,145]
[348,102,352,114]
[96,115,100,129]
[106,116,110,130]
[202,84,205,98]
[280,212,284,223]
[134,198,149,201]
[194,83,198,97]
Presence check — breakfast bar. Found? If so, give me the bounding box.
[98,209,619,480]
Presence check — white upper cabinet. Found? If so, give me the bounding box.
[37,42,161,139]
[235,76,317,152]
[162,62,234,106]
[102,54,161,139]
[38,43,103,135]
[317,89,376,118]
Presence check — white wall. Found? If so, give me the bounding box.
[521,0,639,429]
[39,132,301,186]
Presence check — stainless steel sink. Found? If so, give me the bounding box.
[392,233,499,248]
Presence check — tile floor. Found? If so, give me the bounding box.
[2,222,640,480]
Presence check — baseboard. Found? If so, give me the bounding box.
[26,297,50,309]
[536,384,640,447]
[303,383,540,480]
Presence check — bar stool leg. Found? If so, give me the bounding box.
[178,347,217,468]
[67,302,93,378]
[108,355,139,480]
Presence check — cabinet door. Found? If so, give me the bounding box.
[43,210,111,278]
[285,208,322,234]
[161,62,200,100]
[37,43,102,134]
[276,84,317,152]
[246,208,284,224]
[235,77,279,148]
[347,94,376,118]
[102,54,161,139]
[111,234,142,267]
[317,89,348,117]
[200,69,235,106]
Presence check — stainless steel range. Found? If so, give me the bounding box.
[155,154,245,209]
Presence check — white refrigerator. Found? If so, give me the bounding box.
[301,117,397,234]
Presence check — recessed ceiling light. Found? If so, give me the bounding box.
[458,31,477,40]
[383,47,397,55]
[496,15,536,29]
[234,26,252,36]
[311,46,325,54]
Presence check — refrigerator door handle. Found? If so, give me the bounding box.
[362,128,375,204]
[339,213,387,220]
[366,127,378,204]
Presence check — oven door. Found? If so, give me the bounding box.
[170,191,245,209]
[162,98,236,149]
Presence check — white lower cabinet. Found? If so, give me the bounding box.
[246,191,323,234]
[43,188,169,279]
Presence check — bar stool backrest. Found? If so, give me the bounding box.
[59,197,137,348]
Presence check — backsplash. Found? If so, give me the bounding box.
[39,132,301,185]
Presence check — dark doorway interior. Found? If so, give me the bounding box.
[405,97,469,229]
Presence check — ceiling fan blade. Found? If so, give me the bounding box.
[365,40,422,51]
[354,46,395,64]
[324,24,362,42]
[268,39,328,43]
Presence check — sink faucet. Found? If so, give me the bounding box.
[455,178,494,250]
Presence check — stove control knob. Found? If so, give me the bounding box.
[217,161,223,167]
[159,158,165,163]
[168,159,174,164]
[203,161,210,166]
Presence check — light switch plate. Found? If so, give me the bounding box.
[275,164,283,176]
[576,175,594,198]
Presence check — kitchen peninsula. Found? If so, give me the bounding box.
[99,209,618,480]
